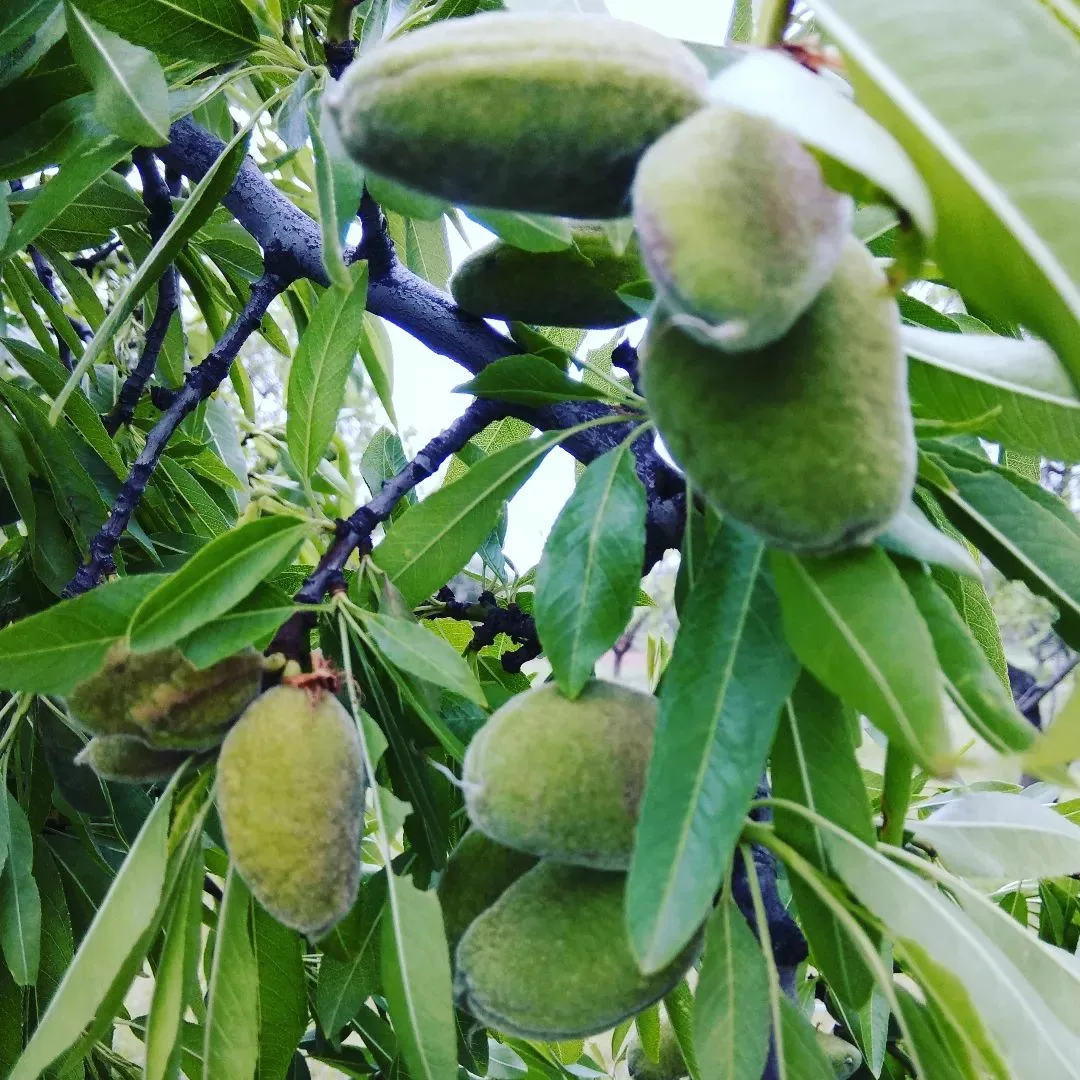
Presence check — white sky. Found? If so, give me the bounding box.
[385,0,733,571]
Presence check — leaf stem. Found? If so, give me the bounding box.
[753,0,795,46]
[879,742,915,847]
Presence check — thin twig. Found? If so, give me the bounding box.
[105,150,182,435]
[270,398,506,661]
[64,263,293,597]
[428,587,542,673]
[71,239,123,270]
[1017,653,1080,715]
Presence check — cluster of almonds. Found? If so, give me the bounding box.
[330,11,915,554]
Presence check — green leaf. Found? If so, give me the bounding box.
[771,674,876,1009]
[899,563,1034,754]
[2,140,131,255]
[204,867,259,1079]
[0,0,58,55]
[9,774,176,1080]
[894,988,980,1080]
[535,444,646,697]
[381,873,457,1080]
[252,902,308,1080]
[0,573,163,695]
[905,325,1080,463]
[2,337,126,478]
[693,893,770,1080]
[310,94,363,290]
[286,262,369,483]
[50,107,258,422]
[906,846,1080,1042]
[0,795,40,986]
[772,547,953,773]
[373,431,561,607]
[710,49,934,235]
[69,0,257,61]
[389,213,451,290]
[64,4,168,145]
[877,500,979,577]
[366,171,449,222]
[779,998,836,1080]
[457,354,611,408]
[0,381,108,549]
[808,0,1080,383]
[628,522,799,973]
[912,791,1080,882]
[128,516,311,653]
[177,585,296,670]
[0,397,35,535]
[31,838,74,1027]
[662,982,700,1080]
[145,847,203,1080]
[358,312,396,426]
[823,822,1080,1080]
[316,934,382,1042]
[462,207,574,252]
[928,455,1080,646]
[361,612,486,707]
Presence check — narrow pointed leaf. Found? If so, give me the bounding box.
[204,867,259,1079]
[9,776,176,1080]
[808,0,1080,382]
[824,823,1080,1080]
[64,4,169,145]
[905,325,1080,463]
[129,517,311,652]
[373,431,562,607]
[900,564,1034,754]
[361,612,485,707]
[457,354,610,408]
[145,848,204,1080]
[628,522,799,973]
[0,574,164,695]
[771,547,952,773]
[535,443,647,697]
[928,456,1080,648]
[381,874,456,1080]
[50,109,259,422]
[252,902,307,1080]
[693,894,770,1080]
[286,263,369,482]
[771,675,875,1009]
[68,0,258,62]
[0,795,40,986]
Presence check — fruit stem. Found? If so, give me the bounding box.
[752,0,795,46]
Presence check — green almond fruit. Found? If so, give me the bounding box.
[463,679,656,870]
[216,684,365,936]
[451,227,644,328]
[75,735,189,784]
[642,236,915,553]
[817,1031,863,1079]
[328,13,709,218]
[65,643,264,751]
[438,830,538,956]
[633,105,852,352]
[455,862,700,1040]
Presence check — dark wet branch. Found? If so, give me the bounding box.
[105,150,182,435]
[64,264,293,597]
[269,398,507,661]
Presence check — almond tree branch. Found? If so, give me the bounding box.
[157,118,686,569]
[105,149,182,435]
[270,396,507,661]
[64,260,295,597]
